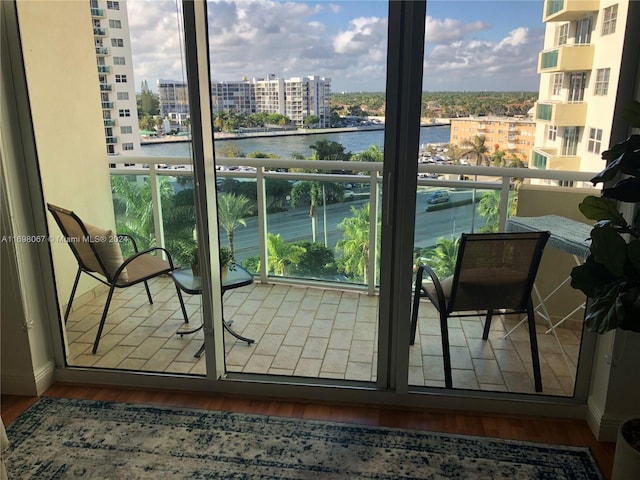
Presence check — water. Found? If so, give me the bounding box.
[141,125,451,158]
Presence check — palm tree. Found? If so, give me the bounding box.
[217,193,253,256]
[445,144,464,165]
[477,191,501,233]
[352,144,383,162]
[266,233,306,276]
[461,135,489,167]
[336,203,379,283]
[290,180,345,244]
[423,236,460,278]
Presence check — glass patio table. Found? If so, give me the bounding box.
[171,264,255,358]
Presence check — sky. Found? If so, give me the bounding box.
[126,0,546,93]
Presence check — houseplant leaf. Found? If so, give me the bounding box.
[584,282,626,333]
[579,196,627,226]
[590,227,627,277]
[571,259,616,298]
[602,177,640,203]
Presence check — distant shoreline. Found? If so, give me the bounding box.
[140,122,450,145]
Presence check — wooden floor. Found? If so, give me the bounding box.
[2,384,615,479]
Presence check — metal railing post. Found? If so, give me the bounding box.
[498,176,511,232]
[368,171,379,295]
[148,163,165,251]
[256,166,268,283]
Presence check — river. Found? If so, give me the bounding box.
[140,125,451,158]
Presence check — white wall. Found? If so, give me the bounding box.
[17,0,118,306]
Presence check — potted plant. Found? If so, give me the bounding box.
[176,240,200,276]
[570,100,640,479]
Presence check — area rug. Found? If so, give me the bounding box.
[4,396,604,479]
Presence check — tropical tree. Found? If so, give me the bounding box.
[289,241,337,278]
[336,203,379,283]
[476,190,518,233]
[490,148,506,167]
[217,193,253,255]
[352,144,383,162]
[304,115,320,127]
[461,135,489,167]
[266,233,306,276]
[290,181,344,243]
[310,140,351,162]
[445,144,465,165]
[111,176,174,253]
[420,236,460,278]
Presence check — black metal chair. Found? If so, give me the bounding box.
[410,231,550,392]
[47,203,186,354]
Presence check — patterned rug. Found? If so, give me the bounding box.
[4,397,604,479]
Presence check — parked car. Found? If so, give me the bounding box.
[426,190,450,204]
[343,190,355,200]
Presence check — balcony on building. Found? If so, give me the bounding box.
[93,27,107,36]
[90,7,105,18]
[532,148,581,171]
[543,0,599,22]
[534,101,587,127]
[99,84,112,92]
[105,136,118,144]
[537,44,595,73]
[101,101,114,109]
[103,119,116,127]
[97,65,111,74]
[95,47,109,56]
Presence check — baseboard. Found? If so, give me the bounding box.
[587,398,627,442]
[34,360,56,395]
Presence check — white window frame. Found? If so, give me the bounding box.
[601,4,618,35]
[113,57,126,65]
[120,126,133,134]
[594,68,610,96]
[118,109,130,117]
[116,92,129,100]
[122,143,135,151]
[552,73,563,96]
[557,23,569,46]
[548,125,558,141]
[588,128,603,154]
[109,19,122,29]
[115,74,127,83]
[111,38,124,47]
[107,1,120,10]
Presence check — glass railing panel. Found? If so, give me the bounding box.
[541,49,559,69]
[546,0,564,17]
[536,103,553,121]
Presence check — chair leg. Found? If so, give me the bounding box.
[482,310,493,340]
[440,312,452,389]
[143,281,153,305]
[92,285,115,354]
[526,300,543,392]
[410,268,425,345]
[63,268,82,323]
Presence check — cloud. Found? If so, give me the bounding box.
[425,16,491,44]
[423,26,544,90]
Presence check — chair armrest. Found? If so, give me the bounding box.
[112,247,177,283]
[117,233,140,253]
[416,265,448,313]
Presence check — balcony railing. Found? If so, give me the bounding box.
[543,0,599,22]
[93,27,107,36]
[533,148,581,171]
[95,47,109,56]
[90,7,105,17]
[108,155,597,294]
[99,84,112,92]
[537,45,595,73]
[105,136,118,144]
[101,101,114,109]
[97,65,111,74]
[535,101,587,126]
[103,119,116,127]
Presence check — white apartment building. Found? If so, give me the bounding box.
[532,0,629,181]
[91,0,140,156]
[158,79,190,124]
[159,74,332,128]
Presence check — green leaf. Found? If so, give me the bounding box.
[570,259,616,298]
[602,178,640,203]
[626,240,640,275]
[584,282,626,333]
[590,227,627,277]
[578,196,627,225]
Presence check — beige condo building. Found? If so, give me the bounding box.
[532,0,631,180]
[450,117,536,161]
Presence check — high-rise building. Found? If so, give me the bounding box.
[159,74,332,128]
[90,0,141,156]
[531,0,629,182]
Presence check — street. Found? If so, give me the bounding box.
[223,189,485,262]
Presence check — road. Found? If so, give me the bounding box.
[222,189,486,262]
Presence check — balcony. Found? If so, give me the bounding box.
[61,156,597,396]
[90,7,105,18]
[535,101,587,126]
[100,84,112,92]
[543,0,599,22]
[105,136,118,144]
[95,47,109,56]
[97,65,111,74]
[101,101,114,109]
[93,27,107,36]
[103,119,116,127]
[537,45,595,73]
[532,148,581,171]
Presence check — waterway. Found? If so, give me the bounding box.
[141,125,451,158]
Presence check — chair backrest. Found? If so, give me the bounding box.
[47,203,117,281]
[447,231,550,313]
